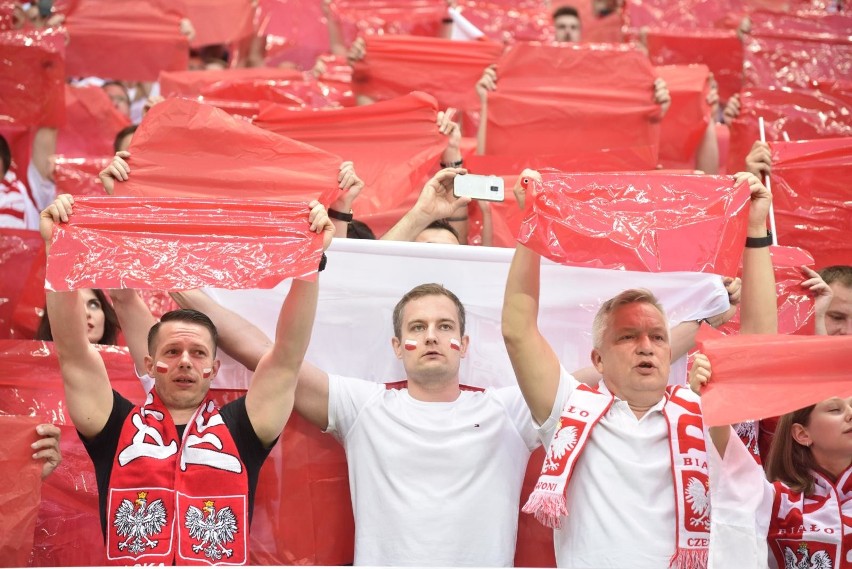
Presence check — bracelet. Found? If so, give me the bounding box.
[318,253,328,272]
[328,208,354,222]
[440,159,464,168]
[745,231,773,248]
[695,318,710,327]
[446,215,468,222]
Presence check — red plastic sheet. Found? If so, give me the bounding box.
[0,229,45,340]
[331,0,446,46]
[642,29,743,102]
[45,197,324,291]
[769,138,852,269]
[726,87,852,174]
[0,415,43,567]
[258,0,329,70]
[656,64,711,170]
[182,0,254,47]
[623,0,740,30]
[56,85,131,158]
[743,11,852,91]
[160,68,301,96]
[63,0,189,81]
[117,98,341,204]
[54,156,110,197]
[353,35,503,111]
[486,43,661,169]
[518,172,751,273]
[696,327,852,426]
[254,92,446,216]
[0,28,66,128]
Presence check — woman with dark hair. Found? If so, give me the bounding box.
[690,355,851,569]
[36,288,120,345]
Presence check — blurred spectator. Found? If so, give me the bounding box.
[819,265,852,336]
[0,134,39,229]
[36,287,120,345]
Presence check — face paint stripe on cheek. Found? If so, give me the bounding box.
[404,339,417,351]
[202,368,212,379]
[155,361,169,374]
[450,338,461,351]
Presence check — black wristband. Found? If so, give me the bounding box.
[328,208,353,222]
[440,159,464,168]
[318,253,328,272]
[745,231,773,248]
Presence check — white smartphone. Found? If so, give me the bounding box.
[453,174,505,202]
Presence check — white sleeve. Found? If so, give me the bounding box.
[707,426,774,569]
[326,374,384,441]
[27,160,56,212]
[492,386,541,451]
[536,365,579,447]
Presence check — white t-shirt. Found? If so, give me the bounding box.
[326,374,541,567]
[540,367,676,568]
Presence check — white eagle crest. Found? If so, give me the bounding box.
[783,543,833,569]
[734,421,759,456]
[185,500,238,561]
[113,491,168,554]
[544,425,578,472]
[684,477,711,529]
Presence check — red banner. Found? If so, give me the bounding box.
[257,0,329,70]
[486,43,661,169]
[353,35,503,111]
[623,0,740,30]
[54,156,110,197]
[117,98,341,204]
[56,85,131,158]
[254,92,446,215]
[770,138,852,269]
[656,64,711,170]
[0,229,45,340]
[0,415,43,567]
[0,28,65,127]
[519,172,751,273]
[696,327,852,427]
[63,0,189,81]
[159,68,302,96]
[182,0,254,47]
[331,0,446,46]
[45,197,324,291]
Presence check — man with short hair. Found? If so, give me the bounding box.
[39,193,333,565]
[819,265,852,336]
[553,5,582,43]
[414,218,461,244]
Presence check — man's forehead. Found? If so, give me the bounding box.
[156,321,214,345]
[403,295,460,323]
[609,302,667,326]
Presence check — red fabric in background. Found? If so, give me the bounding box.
[519,172,751,273]
[54,156,110,197]
[331,0,446,46]
[743,11,852,91]
[159,68,303,97]
[258,0,329,70]
[0,229,45,340]
[656,64,711,170]
[769,138,852,269]
[0,29,66,128]
[56,85,131,158]
[182,0,254,47]
[696,328,852,426]
[0,415,43,567]
[46,197,324,291]
[353,35,503,111]
[63,0,188,81]
[254,92,446,216]
[643,29,743,102]
[486,43,661,169]
[118,99,341,204]
[623,0,739,30]
[726,88,852,174]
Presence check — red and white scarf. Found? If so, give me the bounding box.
[106,389,249,566]
[768,466,852,569]
[524,384,710,569]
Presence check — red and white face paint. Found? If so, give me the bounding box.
[449,338,461,351]
[155,361,169,374]
[202,367,213,379]
[404,339,418,351]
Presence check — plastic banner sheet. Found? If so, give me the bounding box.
[743,11,852,90]
[45,197,324,291]
[354,35,503,111]
[486,43,661,169]
[656,65,711,170]
[642,29,743,102]
[518,172,751,274]
[56,85,131,158]
[160,68,302,96]
[331,0,446,46]
[254,92,446,215]
[0,28,66,128]
[696,327,852,426]
[726,87,852,174]
[769,138,852,269]
[54,156,110,197]
[0,229,45,340]
[258,0,329,70]
[0,415,43,567]
[623,0,740,30]
[63,0,189,81]
[182,0,254,47]
[117,98,341,204]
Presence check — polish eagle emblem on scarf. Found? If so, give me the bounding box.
[544,423,578,472]
[734,420,760,456]
[784,542,832,569]
[185,499,238,561]
[113,491,168,554]
[684,477,711,529]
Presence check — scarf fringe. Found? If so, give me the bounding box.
[669,547,708,569]
[522,491,568,529]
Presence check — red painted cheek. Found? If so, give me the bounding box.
[155,361,169,374]
[450,339,461,351]
[202,368,213,379]
[404,340,418,351]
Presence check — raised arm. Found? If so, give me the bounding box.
[40,195,113,438]
[475,65,497,155]
[380,168,470,241]
[329,160,365,238]
[109,288,157,375]
[244,201,333,446]
[502,243,562,424]
[736,171,776,335]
